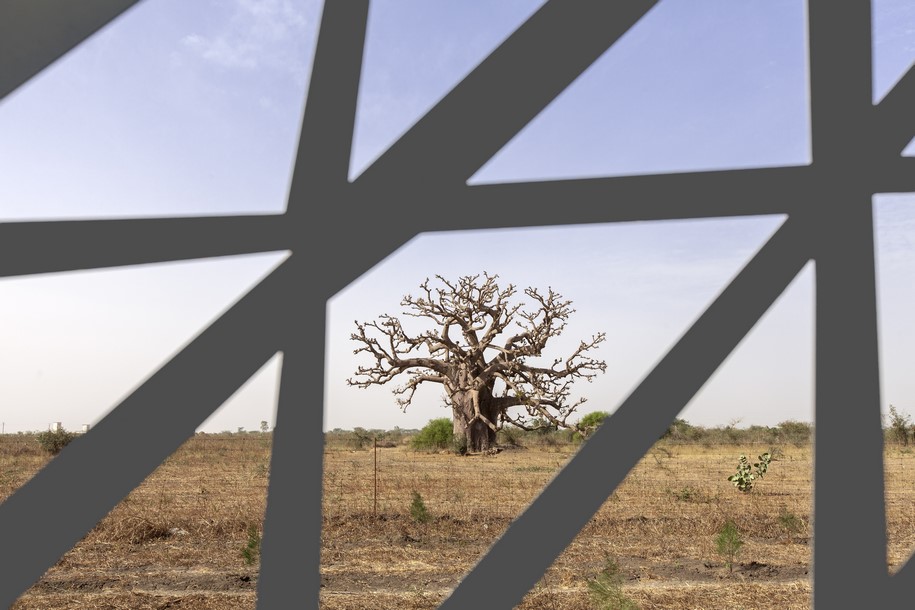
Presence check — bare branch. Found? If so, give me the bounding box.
[348,273,607,440]
[393,373,447,410]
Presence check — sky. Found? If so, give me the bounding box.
[0,0,914,433]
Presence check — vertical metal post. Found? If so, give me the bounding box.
[373,436,378,516]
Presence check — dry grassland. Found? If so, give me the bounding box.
[1,433,914,609]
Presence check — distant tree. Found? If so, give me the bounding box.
[578,410,610,437]
[662,417,695,440]
[888,405,911,446]
[349,273,607,452]
[776,420,812,444]
[351,427,373,449]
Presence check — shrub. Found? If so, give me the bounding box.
[351,427,373,450]
[727,452,772,492]
[777,508,804,536]
[777,420,812,445]
[36,427,77,455]
[497,425,523,448]
[888,405,911,446]
[715,520,744,573]
[587,556,639,610]
[569,411,608,443]
[409,491,431,523]
[662,418,695,441]
[240,524,261,565]
[579,410,609,428]
[411,418,455,452]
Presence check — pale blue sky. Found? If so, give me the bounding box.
[0,0,913,433]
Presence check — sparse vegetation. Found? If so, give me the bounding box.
[498,424,524,447]
[776,420,812,445]
[778,508,804,537]
[586,556,639,610]
[35,427,77,455]
[715,520,744,573]
[10,424,915,609]
[888,404,911,446]
[240,524,261,565]
[328,420,816,453]
[409,490,431,523]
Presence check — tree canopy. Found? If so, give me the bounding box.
[348,273,607,452]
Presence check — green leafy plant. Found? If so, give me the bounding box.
[715,520,744,573]
[586,556,639,610]
[241,524,261,565]
[410,490,431,524]
[36,427,77,455]
[579,410,609,432]
[411,418,455,452]
[727,452,772,492]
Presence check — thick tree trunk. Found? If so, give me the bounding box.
[450,388,499,453]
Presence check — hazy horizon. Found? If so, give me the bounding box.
[1,0,913,434]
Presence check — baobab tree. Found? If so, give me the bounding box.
[347,273,607,452]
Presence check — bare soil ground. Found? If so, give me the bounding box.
[2,433,914,609]
[320,442,816,610]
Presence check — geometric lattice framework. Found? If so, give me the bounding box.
[2,1,915,608]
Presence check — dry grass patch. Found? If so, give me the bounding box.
[2,431,914,608]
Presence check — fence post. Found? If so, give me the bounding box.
[373,436,378,516]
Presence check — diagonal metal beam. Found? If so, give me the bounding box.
[0,259,292,609]
[256,3,370,609]
[337,164,810,297]
[0,215,289,278]
[875,64,915,156]
[891,549,915,597]
[354,0,660,186]
[0,0,142,101]
[439,215,811,610]
[457,165,811,229]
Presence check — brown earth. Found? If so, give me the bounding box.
[1,433,913,609]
